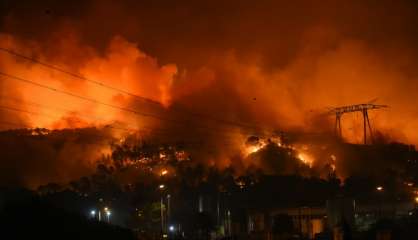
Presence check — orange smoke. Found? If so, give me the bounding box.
[2,5,418,146]
[2,0,418,187]
[0,31,177,130]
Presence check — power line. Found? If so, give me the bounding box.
[0,94,169,134]
[0,104,58,119]
[0,71,248,138]
[0,95,242,139]
[0,105,244,148]
[0,71,176,122]
[0,107,136,134]
[0,47,268,132]
[0,103,179,137]
[0,120,31,129]
[0,93,234,139]
[0,96,239,142]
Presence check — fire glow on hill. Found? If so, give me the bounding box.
[2,0,418,187]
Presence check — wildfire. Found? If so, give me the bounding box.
[242,135,315,168]
[330,154,337,171]
[4,1,418,191]
[297,153,313,167]
[243,136,285,156]
[245,144,263,155]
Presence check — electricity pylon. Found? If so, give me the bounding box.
[328,103,387,144]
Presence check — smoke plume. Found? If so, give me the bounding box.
[1,0,418,187]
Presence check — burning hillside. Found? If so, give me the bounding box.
[1,0,418,187]
[1,125,416,189]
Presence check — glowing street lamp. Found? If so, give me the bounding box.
[104,208,111,223]
[376,186,384,217]
[158,184,167,235]
[90,210,96,217]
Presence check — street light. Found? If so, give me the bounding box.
[376,186,384,218]
[106,210,111,223]
[158,184,166,236]
[90,210,96,217]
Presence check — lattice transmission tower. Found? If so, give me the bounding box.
[328,103,388,144]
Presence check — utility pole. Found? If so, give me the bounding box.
[167,194,171,230]
[161,196,165,234]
